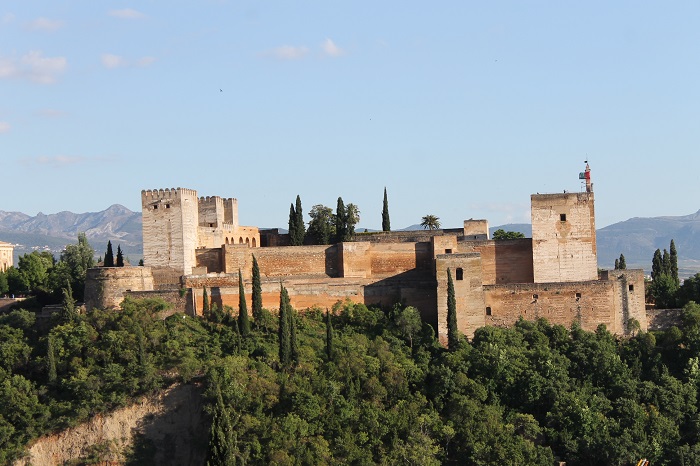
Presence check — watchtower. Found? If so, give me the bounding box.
[530,164,597,283]
[141,188,199,275]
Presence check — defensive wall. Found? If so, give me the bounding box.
[84,266,155,311]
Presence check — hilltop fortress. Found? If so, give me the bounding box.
[85,165,647,338]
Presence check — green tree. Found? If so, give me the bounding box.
[288,203,298,246]
[395,306,422,349]
[59,232,95,301]
[203,287,210,314]
[652,249,663,279]
[492,229,525,240]
[335,197,347,243]
[46,335,57,385]
[104,241,115,267]
[614,258,620,270]
[619,253,626,270]
[238,270,250,336]
[17,251,54,294]
[307,204,334,245]
[205,376,236,466]
[447,268,459,350]
[289,307,299,364]
[116,245,124,267]
[278,284,291,365]
[295,195,305,245]
[251,255,263,322]
[670,239,679,285]
[421,214,441,230]
[57,281,77,324]
[345,203,360,240]
[0,270,8,295]
[382,187,391,232]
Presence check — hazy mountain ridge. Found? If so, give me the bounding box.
[3,206,700,275]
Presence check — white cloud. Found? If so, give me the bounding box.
[0,121,10,133]
[322,38,343,57]
[27,17,64,32]
[101,53,127,69]
[102,54,156,69]
[0,51,67,84]
[109,8,146,20]
[267,45,309,60]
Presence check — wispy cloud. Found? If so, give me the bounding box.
[101,53,156,69]
[27,17,64,32]
[321,38,343,57]
[0,51,67,84]
[0,121,10,134]
[263,45,309,60]
[20,155,116,167]
[109,8,146,20]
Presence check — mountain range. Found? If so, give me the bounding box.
[2,206,700,277]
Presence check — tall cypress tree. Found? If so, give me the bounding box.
[670,239,679,285]
[382,187,391,232]
[203,287,210,314]
[47,335,57,385]
[288,203,297,245]
[335,197,347,243]
[652,249,663,280]
[116,245,124,267]
[614,258,620,270]
[295,195,305,245]
[205,376,236,466]
[447,268,459,350]
[289,307,299,364]
[278,284,291,365]
[251,255,262,321]
[325,308,333,361]
[619,254,626,270]
[238,269,250,336]
[662,249,671,275]
[104,240,115,267]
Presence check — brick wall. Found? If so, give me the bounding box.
[436,253,485,340]
[459,239,534,285]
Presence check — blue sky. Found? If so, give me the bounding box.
[2,2,700,230]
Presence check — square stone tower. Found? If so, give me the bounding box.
[142,188,199,275]
[531,192,597,283]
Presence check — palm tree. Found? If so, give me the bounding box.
[420,214,441,230]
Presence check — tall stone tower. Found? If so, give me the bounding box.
[142,188,199,275]
[530,165,597,283]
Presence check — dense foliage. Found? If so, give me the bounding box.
[492,229,525,240]
[4,292,700,465]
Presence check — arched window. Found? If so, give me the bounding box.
[225,238,229,244]
[252,238,257,247]
[246,238,250,246]
[239,237,243,244]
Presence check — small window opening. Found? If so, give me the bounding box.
[445,249,452,254]
[629,284,634,292]
[486,307,492,316]
[456,268,464,280]
[575,292,582,301]
[166,204,170,208]
[209,223,214,227]
[560,213,567,221]
[153,205,158,210]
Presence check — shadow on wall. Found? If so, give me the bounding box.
[364,269,438,330]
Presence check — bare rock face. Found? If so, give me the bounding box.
[15,384,207,466]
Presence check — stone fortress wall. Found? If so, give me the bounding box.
[0,240,14,272]
[87,165,647,340]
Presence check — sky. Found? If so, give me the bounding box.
[2,2,700,230]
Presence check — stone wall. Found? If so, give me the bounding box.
[0,240,13,271]
[531,192,597,283]
[370,242,432,277]
[459,239,534,285]
[84,266,155,311]
[195,248,223,274]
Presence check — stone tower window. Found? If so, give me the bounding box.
[445,249,452,254]
[629,284,634,292]
[533,293,538,300]
[166,204,170,208]
[575,292,582,301]
[153,205,158,210]
[486,306,492,316]
[456,268,464,280]
[560,213,566,221]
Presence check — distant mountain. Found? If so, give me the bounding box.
[0,205,142,263]
[3,206,700,277]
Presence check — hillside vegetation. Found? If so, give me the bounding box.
[3,296,700,465]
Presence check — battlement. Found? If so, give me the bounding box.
[141,187,199,204]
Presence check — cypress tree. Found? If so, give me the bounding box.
[238,269,250,336]
[289,307,298,364]
[251,255,262,321]
[382,187,391,232]
[335,197,347,243]
[59,281,77,323]
[116,244,124,267]
[278,284,291,365]
[652,249,663,280]
[47,335,57,385]
[288,203,297,245]
[619,254,626,270]
[326,308,333,361]
[662,249,671,275]
[205,376,236,466]
[104,240,115,267]
[295,195,305,245]
[447,268,459,350]
[203,287,210,314]
[670,239,679,285]
[614,258,619,270]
